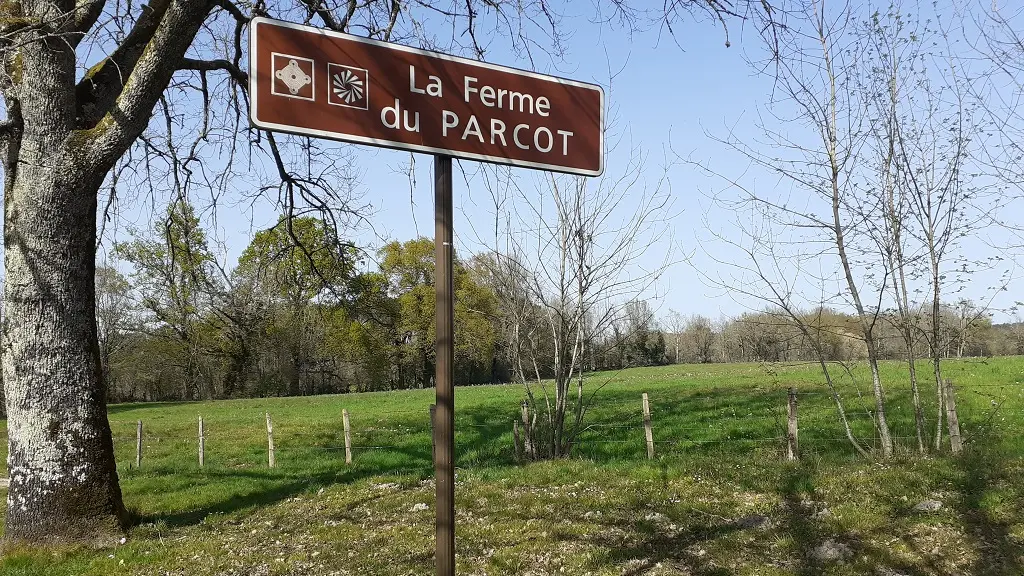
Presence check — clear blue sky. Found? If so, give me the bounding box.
[107,1,1022,325]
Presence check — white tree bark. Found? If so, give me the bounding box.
[1,0,211,543]
[3,143,130,544]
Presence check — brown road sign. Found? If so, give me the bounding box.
[249,17,604,176]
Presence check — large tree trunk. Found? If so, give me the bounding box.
[1,17,130,543]
[0,0,212,544]
[3,144,127,542]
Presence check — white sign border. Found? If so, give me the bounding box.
[249,16,605,177]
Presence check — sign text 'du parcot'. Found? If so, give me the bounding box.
[250,17,604,176]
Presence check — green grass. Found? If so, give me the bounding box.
[2,358,1024,575]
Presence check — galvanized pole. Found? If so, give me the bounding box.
[434,154,456,576]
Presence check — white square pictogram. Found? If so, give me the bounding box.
[327,63,369,110]
[271,53,315,101]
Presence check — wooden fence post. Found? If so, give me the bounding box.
[266,412,276,468]
[513,419,522,462]
[642,393,654,460]
[343,409,352,465]
[430,404,437,462]
[198,416,205,467]
[136,420,143,469]
[945,380,963,454]
[520,400,534,459]
[787,387,799,461]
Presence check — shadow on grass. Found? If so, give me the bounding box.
[594,512,744,576]
[778,462,818,576]
[777,461,933,576]
[125,382,1024,576]
[108,401,198,415]
[588,460,843,575]
[957,448,1024,575]
[132,401,482,530]
[136,445,435,529]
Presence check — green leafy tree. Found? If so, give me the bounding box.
[455,261,501,384]
[206,274,269,399]
[342,271,403,390]
[381,238,438,388]
[236,217,359,396]
[380,238,499,388]
[238,217,358,304]
[115,199,218,400]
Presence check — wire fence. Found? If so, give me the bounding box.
[97,380,1024,476]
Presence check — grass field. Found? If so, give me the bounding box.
[2,358,1024,575]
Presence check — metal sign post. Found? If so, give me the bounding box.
[248,17,605,575]
[433,154,455,576]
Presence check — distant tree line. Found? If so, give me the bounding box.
[94,200,1018,405]
[97,201,672,402]
[664,306,1021,366]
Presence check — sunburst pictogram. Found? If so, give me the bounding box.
[332,69,364,104]
[326,63,369,109]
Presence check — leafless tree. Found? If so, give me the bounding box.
[664,309,686,363]
[951,299,981,358]
[94,264,137,401]
[689,0,896,456]
[693,200,870,457]
[848,6,930,453]
[685,314,716,363]
[698,1,1007,456]
[1010,318,1024,355]
[479,144,674,458]
[974,4,1024,224]
[884,9,991,454]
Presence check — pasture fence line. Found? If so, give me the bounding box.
[103,380,1016,473]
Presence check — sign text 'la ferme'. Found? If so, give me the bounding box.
[249,17,604,176]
